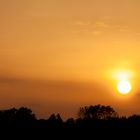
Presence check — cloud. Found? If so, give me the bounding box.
[75,20,109,28]
[73,20,109,36]
[75,21,91,26]
[92,30,102,35]
[73,19,136,37]
[94,21,109,28]
[0,77,24,83]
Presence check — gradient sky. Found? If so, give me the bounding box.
[1,0,140,119]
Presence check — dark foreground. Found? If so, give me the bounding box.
[0,105,140,139]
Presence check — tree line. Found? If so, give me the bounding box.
[0,104,139,139]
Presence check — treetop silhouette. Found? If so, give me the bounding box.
[78,104,118,120]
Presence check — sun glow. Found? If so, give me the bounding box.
[117,80,132,95]
[109,69,135,96]
[113,70,134,81]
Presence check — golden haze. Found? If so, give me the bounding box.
[1,0,140,118]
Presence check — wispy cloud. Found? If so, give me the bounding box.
[73,20,108,36]
[75,21,91,26]
[94,21,109,28]
[92,30,102,36]
[73,19,135,36]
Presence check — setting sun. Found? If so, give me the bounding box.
[117,81,132,95]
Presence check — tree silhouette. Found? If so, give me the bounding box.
[128,114,140,121]
[66,118,75,127]
[1,108,17,122]
[48,114,57,121]
[56,113,63,123]
[78,104,118,120]
[0,105,138,139]
[16,107,36,121]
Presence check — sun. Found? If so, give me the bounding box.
[117,80,132,95]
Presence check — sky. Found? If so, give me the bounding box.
[1,0,140,119]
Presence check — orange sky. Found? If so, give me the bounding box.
[1,0,140,119]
